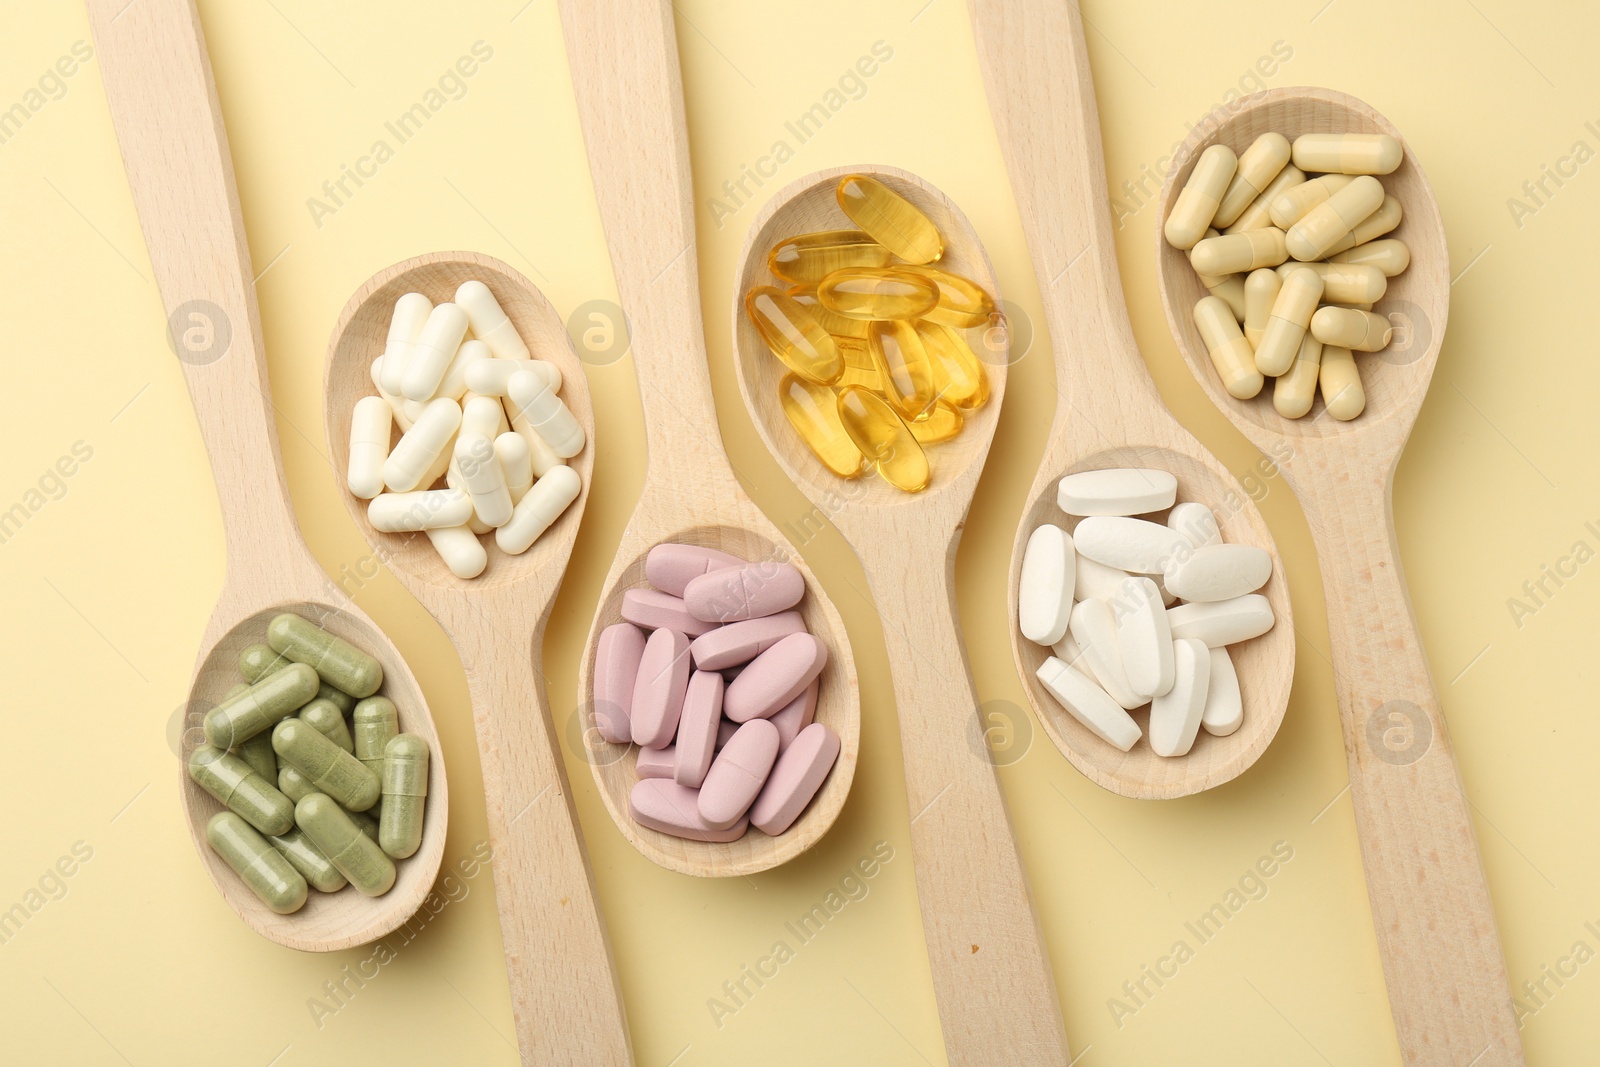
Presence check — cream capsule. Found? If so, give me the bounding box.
[1213,133,1292,228]
[379,734,429,859]
[1291,133,1403,175]
[1286,175,1385,261]
[368,488,473,532]
[1223,164,1305,234]
[435,339,490,402]
[189,746,295,836]
[1193,296,1263,399]
[1276,260,1387,305]
[1319,345,1366,420]
[464,358,561,397]
[379,292,434,397]
[384,397,461,492]
[207,812,307,914]
[1273,333,1323,419]
[1268,173,1355,229]
[1325,196,1402,256]
[272,719,381,812]
[455,279,529,360]
[401,302,470,402]
[1254,267,1323,376]
[1189,228,1287,276]
[1311,306,1392,351]
[1243,269,1281,349]
[454,432,513,527]
[493,432,534,504]
[347,396,392,500]
[1165,143,1237,250]
[425,526,488,579]
[507,370,584,458]
[1189,231,1245,319]
[1331,237,1410,277]
[296,794,395,897]
[496,464,580,555]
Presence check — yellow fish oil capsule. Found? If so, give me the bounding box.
[767,230,892,284]
[379,734,429,860]
[1325,196,1401,256]
[1291,133,1403,175]
[1268,173,1354,229]
[1319,345,1366,420]
[269,827,347,893]
[835,337,884,391]
[299,697,354,753]
[909,401,963,443]
[744,286,843,384]
[835,175,942,264]
[295,794,396,897]
[786,286,868,338]
[1254,267,1323,376]
[1273,333,1323,419]
[1243,269,1281,349]
[1164,144,1237,250]
[897,266,995,329]
[1331,237,1410,277]
[778,374,865,478]
[1276,260,1387,304]
[818,267,939,321]
[1189,228,1287,276]
[272,719,381,812]
[1223,164,1305,234]
[1213,133,1292,228]
[915,321,991,410]
[189,745,295,836]
[207,812,307,914]
[837,386,930,493]
[1310,306,1393,351]
[1286,175,1384,261]
[869,319,938,422]
[1193,296,1264,400]
[204,662,320,749]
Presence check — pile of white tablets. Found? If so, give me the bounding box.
[1017,468,1276,757]
[346,281,584,579]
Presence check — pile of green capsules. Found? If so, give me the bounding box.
[187,612,430,915]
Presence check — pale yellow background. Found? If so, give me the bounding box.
[2,0,1594,1063]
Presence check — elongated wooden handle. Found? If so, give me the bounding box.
[856,537,1070,1067]
[455,615,634,1066]
[87,0,304,574]
[1297,466,1523,1066]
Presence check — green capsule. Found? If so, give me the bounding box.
[299,698,353,753]
[272,719,380,811]
[188,746,294,836]
[267,614,383,698]
[207,812,307,914]
[345,806,380,843]
[235,732,278,783]
[352,696,399,779]
[269,827,347,893]
[242,643,358,714]
[380,735,429,859]
[204,662,319,749]
[279,765,315,804]
[296,794,395,897]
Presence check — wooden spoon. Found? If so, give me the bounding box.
[324,252,632,1064]
[87,0,446,952]
[970,0,1295,799]
[733,169,1075,1065]
[1155,87,1523,1066]
[559,0,859,879]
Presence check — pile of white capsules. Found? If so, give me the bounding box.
[346,280,584,579]
[1017,469,1275,757]
[1167,132,1412,421]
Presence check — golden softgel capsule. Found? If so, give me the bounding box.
[837,386,929,492]
[898,265,995,329]
[786,285,869,338]
[915,321,990,410]
[818,267,939,321]
[745,286,843,384]
[779,374,864,478]
[836,175,942,264]
[869,319,938,422]
[767,229,892,284]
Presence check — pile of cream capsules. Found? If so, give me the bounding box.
[189,613,430,914]
[347,280,584,579]
[747,174,994,493]
[594,544,840,842]
[1167,132,1412,421]
[1018,469,1276,757]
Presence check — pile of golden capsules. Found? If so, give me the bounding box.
[747,175,996,493]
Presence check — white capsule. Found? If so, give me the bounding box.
[1114,577,1175,700]
[368,488,473,532]
[1165,543,1272,602]
[464,359,562,397]
[1068,598,1144,710]
[1167,502,1221,549]
[401,303,470,402]
[380,292,433,396]
[1167,594,1275,647]
[346,396,392,500]
[1037,657,1141,752]
[445,466,494,535]
[403,398,427,426]
[1201,647,1243,736]
[446,393,509,489]
[1056,468,1178,516]
[495,464,581,555]
[494,432,534,503]
[1018,524,1076,646]
[425,525,487,580]
[1149,639,1211,757]
[507,371,585,458]
[1073,516,1189,575]
[370,359,413,431]
[383,398,460,492]
[455,280,530,360]
[454,433,513,528]
[435,339,491,401]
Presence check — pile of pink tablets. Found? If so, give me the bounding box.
[592,543,842,842]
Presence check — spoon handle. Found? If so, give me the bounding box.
[87,0,309,583]
[1299,469,1524,1065]
[854,537,1071,1067]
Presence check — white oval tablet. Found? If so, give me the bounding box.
[1018,524,1076,646]
[1113,577,1175,699]
[1150,638,1211,757]
[1167,594,1275,647]
[1057,468,1178,516]
[1073,516,1189,575]
[1075,553,1130,602]
[1201,647,1244,736]
[1068,598,1144,710]
[1037,657,1141,751]
[1165,543,1272,602]
[1167,501,1221,548]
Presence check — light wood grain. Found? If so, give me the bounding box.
[325,252,630,1066]
[970,0,1294,799]
[732,169,1072,1067]
[558,0,860,880]
[1154,87,1523,1067]
[86,0,446,953]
